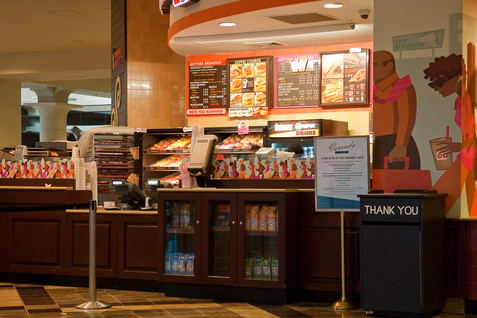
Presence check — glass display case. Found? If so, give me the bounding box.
[135,128,191,189]
[157,189,298,290]
[158,191,201,283]
[243,201,279,282]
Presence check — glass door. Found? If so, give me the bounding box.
[243,202,279,282]
[238,191,287,289]
[202,193,237,285]
[158,191,201,283]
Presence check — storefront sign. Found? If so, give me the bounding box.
[274,53,320,108]
[393,29,444,51]
[173,0,198,7]
[187,59,228,116]
[227,56,272,117]
[268,119,320,138]
[112,47,123,70]
[315,135,369,211]
[320,50,369,106]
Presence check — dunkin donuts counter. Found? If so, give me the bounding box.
[134,119,348,191]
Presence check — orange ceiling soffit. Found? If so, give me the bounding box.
[168,0,322,43]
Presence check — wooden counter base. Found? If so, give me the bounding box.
[0,187,471,304]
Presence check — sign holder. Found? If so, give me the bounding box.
[75,201,112,310]
[331,210,356,310]
[314,135,370,310]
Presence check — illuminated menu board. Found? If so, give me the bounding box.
[227,56,272,117]
[187,59,228,116]
[320,50,369,106]
[274,53,320,108]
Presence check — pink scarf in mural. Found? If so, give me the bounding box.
[373,75,411,104]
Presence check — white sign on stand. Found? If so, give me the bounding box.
[314,135,370,211]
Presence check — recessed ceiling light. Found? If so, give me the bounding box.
[324,3,343,8]
[219,22,236,27]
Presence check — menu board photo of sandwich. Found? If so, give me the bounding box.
[227,56,272,117]
[320,50,369,106]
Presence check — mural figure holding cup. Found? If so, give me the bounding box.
[424,53,476,216]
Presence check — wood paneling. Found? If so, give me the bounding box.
[0,213,4,271]
[66,213,117,278]
[467,222,477,300]
[5,211,66,274]
[444,220,467,297]
[298,191,360,293]
[118,215,159,280]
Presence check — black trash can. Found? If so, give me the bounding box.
[359,191,446,318]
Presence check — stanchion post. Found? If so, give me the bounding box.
[75,200,111,310]
[331,211,357,310]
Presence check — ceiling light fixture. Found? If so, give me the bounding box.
[324,3,343,8]
[219,22,236,27]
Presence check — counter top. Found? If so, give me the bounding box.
[66,207,157,215]
[157,187,301,193]
[0,186,74,190]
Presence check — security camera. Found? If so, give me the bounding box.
[359,9,371,19]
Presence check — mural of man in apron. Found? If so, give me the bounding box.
[373,50,421,170]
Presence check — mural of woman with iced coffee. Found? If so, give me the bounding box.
[424,53,476,216]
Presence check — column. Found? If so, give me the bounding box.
[0,81,21,148]
[26,87,81,142]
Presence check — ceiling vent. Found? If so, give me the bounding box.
[269,12,337,24]
[244,41,287,48]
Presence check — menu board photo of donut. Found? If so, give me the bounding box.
[320,49,369,106]
[227,56,272,117]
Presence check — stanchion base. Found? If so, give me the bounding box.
[331,298,358,310]
[75,301,112,310]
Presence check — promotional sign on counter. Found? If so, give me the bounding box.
[187,59,228,116]
[227,56,272,117]
[314,135,369,211]
[274,53,320,108]
[320,50,369,106]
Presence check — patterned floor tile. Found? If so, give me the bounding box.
[0,282,470,317]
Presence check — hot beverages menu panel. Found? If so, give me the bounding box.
[274,53,320,108]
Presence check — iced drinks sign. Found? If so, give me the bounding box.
[268,120,320,138]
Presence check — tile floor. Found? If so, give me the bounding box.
[0,282,471,317]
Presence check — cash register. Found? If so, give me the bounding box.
[109,180,146,210]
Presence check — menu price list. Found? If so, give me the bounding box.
[227,56,271,117]
[275,54,320,108]
[188,60,228,115]
[320,50,368,105]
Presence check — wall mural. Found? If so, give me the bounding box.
[372,50,431,193]
[372,46,477,217]
[423,50,476,216]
